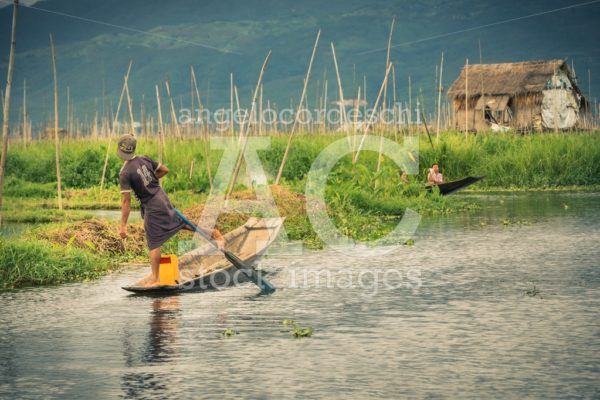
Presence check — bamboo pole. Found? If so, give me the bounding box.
[191,66,206,134]
[479,40,485,130]
[436,51,444,139]
[465,59,469,137]
[354,86,361,133]
[191,65,212,189]
[226,50,272,200]
[155,85,165,164]
[230,73,234,136]
[391,65,397,134]
[275,29,320,184]
[49,33,63,210]
[408,75,412,125]
[0,0,18,213]
[190,70,194,135]
[164,80,181,139]
[259,84,263,136]
[92,111,98,140]
[330,42,348,132]
[313,78,320,133]
[100,61,132,188]
[234,85,242,137]
[381,17,395,126]
[322,79,328,131]
[376,17,395,173]
[22,79,27,145]
[140,94,146,138]
[66,86,70,140]
[353,63,393,164]
[124,78,135,135]
[189,159,195,179]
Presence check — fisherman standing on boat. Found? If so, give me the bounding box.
[427,163,444,185]
[117,134,224,287]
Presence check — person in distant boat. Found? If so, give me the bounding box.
[427,163,444,185]
[117,134,224,287]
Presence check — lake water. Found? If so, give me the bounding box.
[1,192,599,398]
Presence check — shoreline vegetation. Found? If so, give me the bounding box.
[1,131,599,289]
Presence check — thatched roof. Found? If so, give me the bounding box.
[447,59,577,98]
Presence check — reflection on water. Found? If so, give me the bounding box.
[121,297,180,399]
[0,192,599,398]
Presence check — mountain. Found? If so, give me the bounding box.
[1,0,599,129]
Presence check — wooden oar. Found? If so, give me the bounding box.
[174,209,275,294]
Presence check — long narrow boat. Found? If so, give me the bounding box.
[426,176,484,195]
[122,217,284,294]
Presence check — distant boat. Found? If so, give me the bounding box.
[426,176,484,195]
[122,217,284,294]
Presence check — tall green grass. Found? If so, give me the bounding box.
[417,132,600,187]
[4,132,600,192]
[0,238,110,289]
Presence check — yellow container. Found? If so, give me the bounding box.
[158,255,179,285]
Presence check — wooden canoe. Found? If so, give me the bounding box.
[122,217,284,294]
[426,176,484,195]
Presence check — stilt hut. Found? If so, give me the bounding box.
[447,59,589,132]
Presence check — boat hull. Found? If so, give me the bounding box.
[122,217,284,294]
[426,176,484,195]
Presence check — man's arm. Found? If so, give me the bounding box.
[155,164,169,180]
[120,192,131,238]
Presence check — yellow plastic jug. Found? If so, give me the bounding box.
[158,255,179,285]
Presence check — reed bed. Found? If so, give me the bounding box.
[4,132,600,192]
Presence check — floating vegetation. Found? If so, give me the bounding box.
[292,325,314,338]
[282,319,314,338]
[525,284,541,298]
[502,218,531,226]
[221,328,239,337]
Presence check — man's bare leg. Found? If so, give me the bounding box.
[147,247,161,286]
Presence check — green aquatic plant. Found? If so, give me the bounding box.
[282,319,314,338]
[502,218,531,226]
[292,325,314,338]
[221,328,239,337]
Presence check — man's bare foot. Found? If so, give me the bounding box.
[135,275,152,287]
[145,279,161,287]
